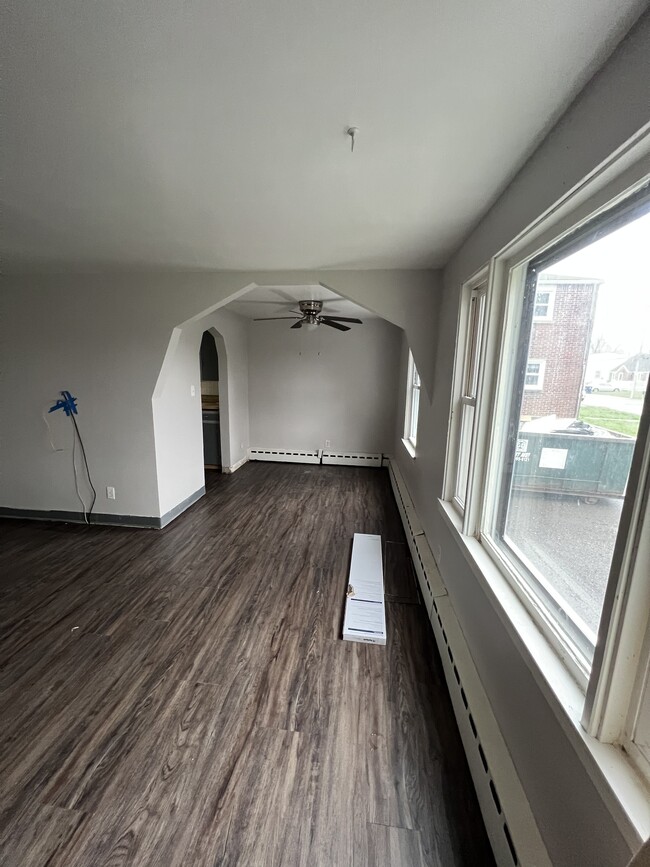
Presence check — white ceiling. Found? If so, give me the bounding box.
[3,1,645,271]
[228,284,376,321]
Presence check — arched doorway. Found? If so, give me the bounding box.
[200,330,221,473]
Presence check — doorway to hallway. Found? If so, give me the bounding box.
[200,330,221,472]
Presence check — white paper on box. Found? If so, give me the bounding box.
[539,447,568,470]
[342,533,386,646]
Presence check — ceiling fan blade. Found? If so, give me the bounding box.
[253,316,302,321]
[291,321,303,329]
[321,319,350,332]
[321,316,363,324]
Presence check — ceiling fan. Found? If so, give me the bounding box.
[254,300,363,332]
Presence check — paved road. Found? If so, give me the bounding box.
[581,393,645,416]
[505,490,623,636]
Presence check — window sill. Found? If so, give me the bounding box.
[401,438,417,459]
[438,497,650,847]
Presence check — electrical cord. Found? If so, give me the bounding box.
[71,422,88,523]
[43,406,65,451]
[70,412,97,523]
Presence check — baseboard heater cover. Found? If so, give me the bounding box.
[342,533,386,646]
[388,459,424,540]
[248,448,321,464]
[322,451,382,467]
[386,458,552,867]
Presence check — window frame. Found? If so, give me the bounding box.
[403,350,421,454]
[445,273,488,519]
[443,158,650,774]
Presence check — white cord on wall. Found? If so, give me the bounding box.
[43,405,65,452]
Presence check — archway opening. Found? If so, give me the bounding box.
[200,330,221,475]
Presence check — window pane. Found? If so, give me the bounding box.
[410,386,420,441]
[464,292,486,399]
[493,204,649,662]
[455,402,475,508]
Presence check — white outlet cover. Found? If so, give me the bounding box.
[190,384,196,397]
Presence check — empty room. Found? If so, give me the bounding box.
[1,2,650,866]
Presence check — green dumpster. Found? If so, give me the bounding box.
[512,425,635,501]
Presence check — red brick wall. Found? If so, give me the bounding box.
[521,282,597,419]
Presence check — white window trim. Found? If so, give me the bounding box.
[444,273,488,521]
[524,358,546,391]
[441,139,650,834]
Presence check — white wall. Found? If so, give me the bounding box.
[394,12,650,867]
[152,308,250,517]
[248,317,401,454]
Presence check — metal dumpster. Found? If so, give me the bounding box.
[513,426,635,501]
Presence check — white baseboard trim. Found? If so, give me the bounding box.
[387,458,552,867]
[223,455,249,474]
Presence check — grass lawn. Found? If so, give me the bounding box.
[579,406,640,437]
[600,389,646,400]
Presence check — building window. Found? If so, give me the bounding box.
[533,284,556,321]
[403,350,421,452]
[444,173,650,785]
[524,359,545,391]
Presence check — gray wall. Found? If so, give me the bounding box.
[0,271,437,519]
[248,317,401,453]
[393,12,650,867]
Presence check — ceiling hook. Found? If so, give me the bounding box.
[347,127,359,152]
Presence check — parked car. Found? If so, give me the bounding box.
[584,380,621,393]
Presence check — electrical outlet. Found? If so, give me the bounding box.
[106,486,116,500]
[324,439,331,448]
[190,384,196,397]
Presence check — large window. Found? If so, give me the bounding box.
[488,193,649,672]
[404,350,421,451]
[445,175,650,784]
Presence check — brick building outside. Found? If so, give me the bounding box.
[521,275,600,419]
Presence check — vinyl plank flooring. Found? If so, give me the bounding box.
[0,802,85,867]
[354,823,425,867]
[0,463,494,867]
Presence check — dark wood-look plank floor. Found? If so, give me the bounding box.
[0,463,495,867]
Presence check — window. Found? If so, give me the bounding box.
[533,284,556,321]
[489,194,649,674]
[403,350,421,452]
[524,359,545,391]
[444,172,650,788]
[452,281,486,512]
